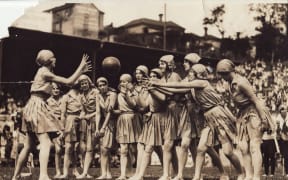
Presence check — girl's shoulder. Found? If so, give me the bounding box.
[171,72,182,81]
[232,75,250,87]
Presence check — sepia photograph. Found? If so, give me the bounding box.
[0,0,288,179]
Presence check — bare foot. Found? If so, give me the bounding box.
[158,175,170,180]
[72,169,80,177]
[58,174,68,179]
[106,173,112,179]
[219,175,230,180]
[116,175,127,180]
[171,176,184,180]
[11,175,21,180]
[96,175,107,179]
[76,174,93,179]
[53,173,62,179]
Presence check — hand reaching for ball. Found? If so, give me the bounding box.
[80,54,92,73]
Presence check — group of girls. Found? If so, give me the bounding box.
[11,49,275,180]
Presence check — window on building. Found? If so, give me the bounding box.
[53,21,62,33]
[143,27,149,34]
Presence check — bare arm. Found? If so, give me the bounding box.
[107,91,117,112]
[154,79,208,89]
[60,95,68,126]
[95,93,101,131]
[238,80,275,130]
[100,112,111,131]
[149,89,166,102]
[125,91,137,108]
[158,87,191,94]
[44,54,91,86]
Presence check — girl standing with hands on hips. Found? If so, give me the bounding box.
[12,49,91,180]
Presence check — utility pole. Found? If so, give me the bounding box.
[163,3,167,50]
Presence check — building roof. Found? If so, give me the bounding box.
[121,18,185,31]
[44,3,104,14]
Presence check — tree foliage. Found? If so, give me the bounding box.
[249,4,288,61]
[203,4,225,37]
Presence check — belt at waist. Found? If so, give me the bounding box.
[237,102,253,110]
[203,104,224,112]
[67,111,81,116]
[31,92,50,100]
[120,111,134,115]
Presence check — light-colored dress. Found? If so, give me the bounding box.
[116,91,142,144]
[138,92,174,146]
[47,96,64,130]
[160,72,181,142]
[192,82,237,146]
[98,88,117,148]
[62,90,82,143]
[231,75,273,142]
[22,67,60,134]
[80,88,99,151]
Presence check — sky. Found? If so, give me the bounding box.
[0,0,287,39]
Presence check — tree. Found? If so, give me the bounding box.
[203,4,225,38]
[250,4,288,61]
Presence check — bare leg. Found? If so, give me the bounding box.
[238,140,253,180]
[135,143,145,175]
[170,144,178,176]
[59,142,73,178]
[130,143,144,179]
[54,141,62,178]
[133,145,154,180]
[250,140,262,180]
[206,147,225,174]
[12,134,33,179]
[96,146,111,179]
[174,137,191,180]
[105,147,112,179]
[117,143,129,180]
[222,141,243,178]
[160,139,174,180]
[77,151,92,177]
[77,130,94,179]
[37,133,53,180]
[189,138,198,165]
[193,133,209,180]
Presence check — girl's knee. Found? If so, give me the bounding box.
[222,143,233,156]
[120,145,128,156]
[196,145,207,155]
[163,141,173,151]
[144,146,154,154]
[250,142,261,154]
[101,147,110,156]
[238,140,249,153]
[181,138,191,150]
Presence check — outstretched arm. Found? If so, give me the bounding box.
[44,54,91,86]
[158,87,190,94]
[153,79,208,89]
[149,89,166,102]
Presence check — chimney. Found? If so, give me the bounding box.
[159,14,163,22]
[236,32,241,39]
[204,27,208,36]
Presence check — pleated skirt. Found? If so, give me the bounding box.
[22,95,60,134]
[116,113,142,144]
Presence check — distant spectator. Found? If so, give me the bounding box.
[0,125,13,165]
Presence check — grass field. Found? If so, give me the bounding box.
[0,166,286,180]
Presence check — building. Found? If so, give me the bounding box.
[108,15,185,51]
[45,3,104,39]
